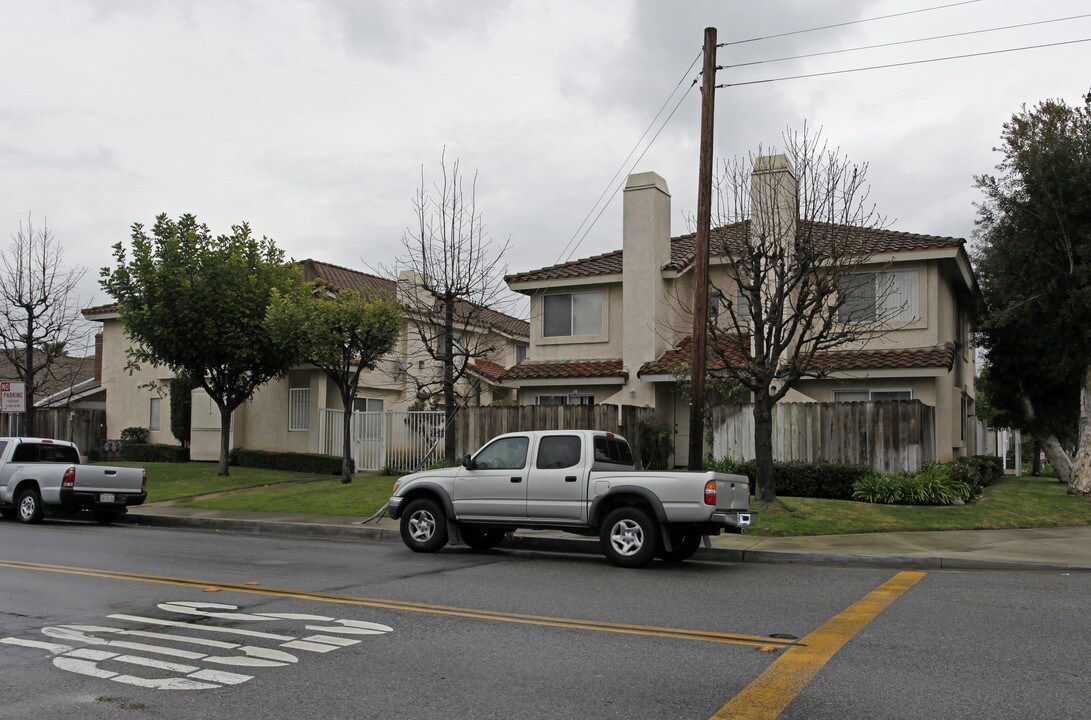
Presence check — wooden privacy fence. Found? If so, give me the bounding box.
[319,404,656,472]
[0,409,106,458]
[712,400,935,473]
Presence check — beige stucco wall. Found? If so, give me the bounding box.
[98,317,175,445]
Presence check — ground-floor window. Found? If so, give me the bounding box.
[535,394,594,406]
[352,397,384,413]
[148,397,161,432]
[289,388,310,431]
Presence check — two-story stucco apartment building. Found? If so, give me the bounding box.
[83,259,529,461]
[500,157,978,467]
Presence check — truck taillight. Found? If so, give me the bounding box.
[142,470,148,491]
[704,480,717,506]
[62,466,76,489]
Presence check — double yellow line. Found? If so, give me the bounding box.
[0,559,797,650]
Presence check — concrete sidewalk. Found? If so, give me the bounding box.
[122,503,1091,572]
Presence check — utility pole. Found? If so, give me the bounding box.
[688,26,717,471]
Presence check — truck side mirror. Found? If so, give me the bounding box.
[461,454,475,470]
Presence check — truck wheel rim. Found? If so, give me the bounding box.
[19,495,36,520]
[408,510,436,542]
[609,519,644,556]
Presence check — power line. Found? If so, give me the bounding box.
[718,37,1091,88]
[718,0,980,47]
[722,13,1091,70]
[517,53,702,320]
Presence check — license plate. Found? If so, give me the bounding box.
[100,493,115,503]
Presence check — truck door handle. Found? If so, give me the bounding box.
[565,476,577,482]
[510,477,522,483]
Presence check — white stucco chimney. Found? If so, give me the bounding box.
[750,155,798,332]
[621,171,671,407]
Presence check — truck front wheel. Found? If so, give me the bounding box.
[17,488,44,524]
[600,507,659,568]
[399,498,449,553]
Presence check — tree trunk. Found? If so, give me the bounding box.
[1031,438,1042,476]
[443,294,457,464]
[218,403,232,477]
[341,392,354,484]
[23,325,36,436]
[1068,365,1091,495]
[752,399,776,503]
[1039,432,1072,485]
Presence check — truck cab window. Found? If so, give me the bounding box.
[536,436,580,469]
[474,436,530,470]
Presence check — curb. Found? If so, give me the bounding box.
[122,513,1088,573]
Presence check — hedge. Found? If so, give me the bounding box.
[229,448,349,476]
[120,443,190,463]
[704,458,870,500]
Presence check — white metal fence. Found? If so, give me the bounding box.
[320,409,446,472]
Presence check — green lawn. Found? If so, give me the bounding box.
[110,462,336,503]
[752,474,1091,536]
[177,474,396,516]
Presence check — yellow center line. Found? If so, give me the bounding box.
[0,559,796,649]
[712,570,926,720]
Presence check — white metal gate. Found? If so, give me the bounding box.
[320,409,445,472]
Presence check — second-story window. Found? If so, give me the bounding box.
[543,291,603,337]
[515,344,529,364]
[837,269,918,323]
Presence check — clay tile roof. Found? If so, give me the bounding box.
[81,302,122,317]
[299,259,528,338]
[806,343,957,373]
[501,358,626,381]
[509,220,963,282]
[639,334,750,376]
[467,358,506,382]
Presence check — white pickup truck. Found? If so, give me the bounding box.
[0,437,147,525]
[388,429,753,567]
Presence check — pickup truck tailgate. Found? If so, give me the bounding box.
[72,466,145,493]
[715,474,751,511]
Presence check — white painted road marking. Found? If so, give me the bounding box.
[0,600,393,691]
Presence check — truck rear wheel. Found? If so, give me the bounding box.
[93,510,120,525]
[17,488,44,524]
[658,531,702,563]
[399,498,449,553]
[600,507,659,568]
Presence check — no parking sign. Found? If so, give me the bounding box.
[1,381,25,412]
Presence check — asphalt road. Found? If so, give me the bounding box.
[0,518,1087,719]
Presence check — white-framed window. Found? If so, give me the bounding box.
[837,269,918,323]
[352,397,384,413]
[535,394,594,406]
[543,291,603,337]
[148,397,161,432]
[833,389,913,402]
[288,388,310,431]
[515,344,529,364]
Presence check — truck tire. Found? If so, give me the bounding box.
[399,498,449,553]
[93,510,120,525]
[600,506,659,568]
[461,526,506,551]
[17,488,44,524]
[658,531,702,563]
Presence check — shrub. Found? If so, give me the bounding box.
[120,443,190,463]
[853,462,973,505]
[949,455,1004,498]
[120,427,149,446]
[229,448,349,475]
[703,458,869,500]
[637,421,674,471]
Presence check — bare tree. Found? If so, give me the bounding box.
[388,152,514,463]
[0,215,91,435]
[698,129,904,503]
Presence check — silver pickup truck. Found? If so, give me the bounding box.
[0,437,147,525]
[388,429,753,567]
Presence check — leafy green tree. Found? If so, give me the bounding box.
[169,375,196,449]
[266,286,401,483]
[974,92,1091,494]
[101,214,304,475]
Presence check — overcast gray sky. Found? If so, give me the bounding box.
[3,0,1088,349]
